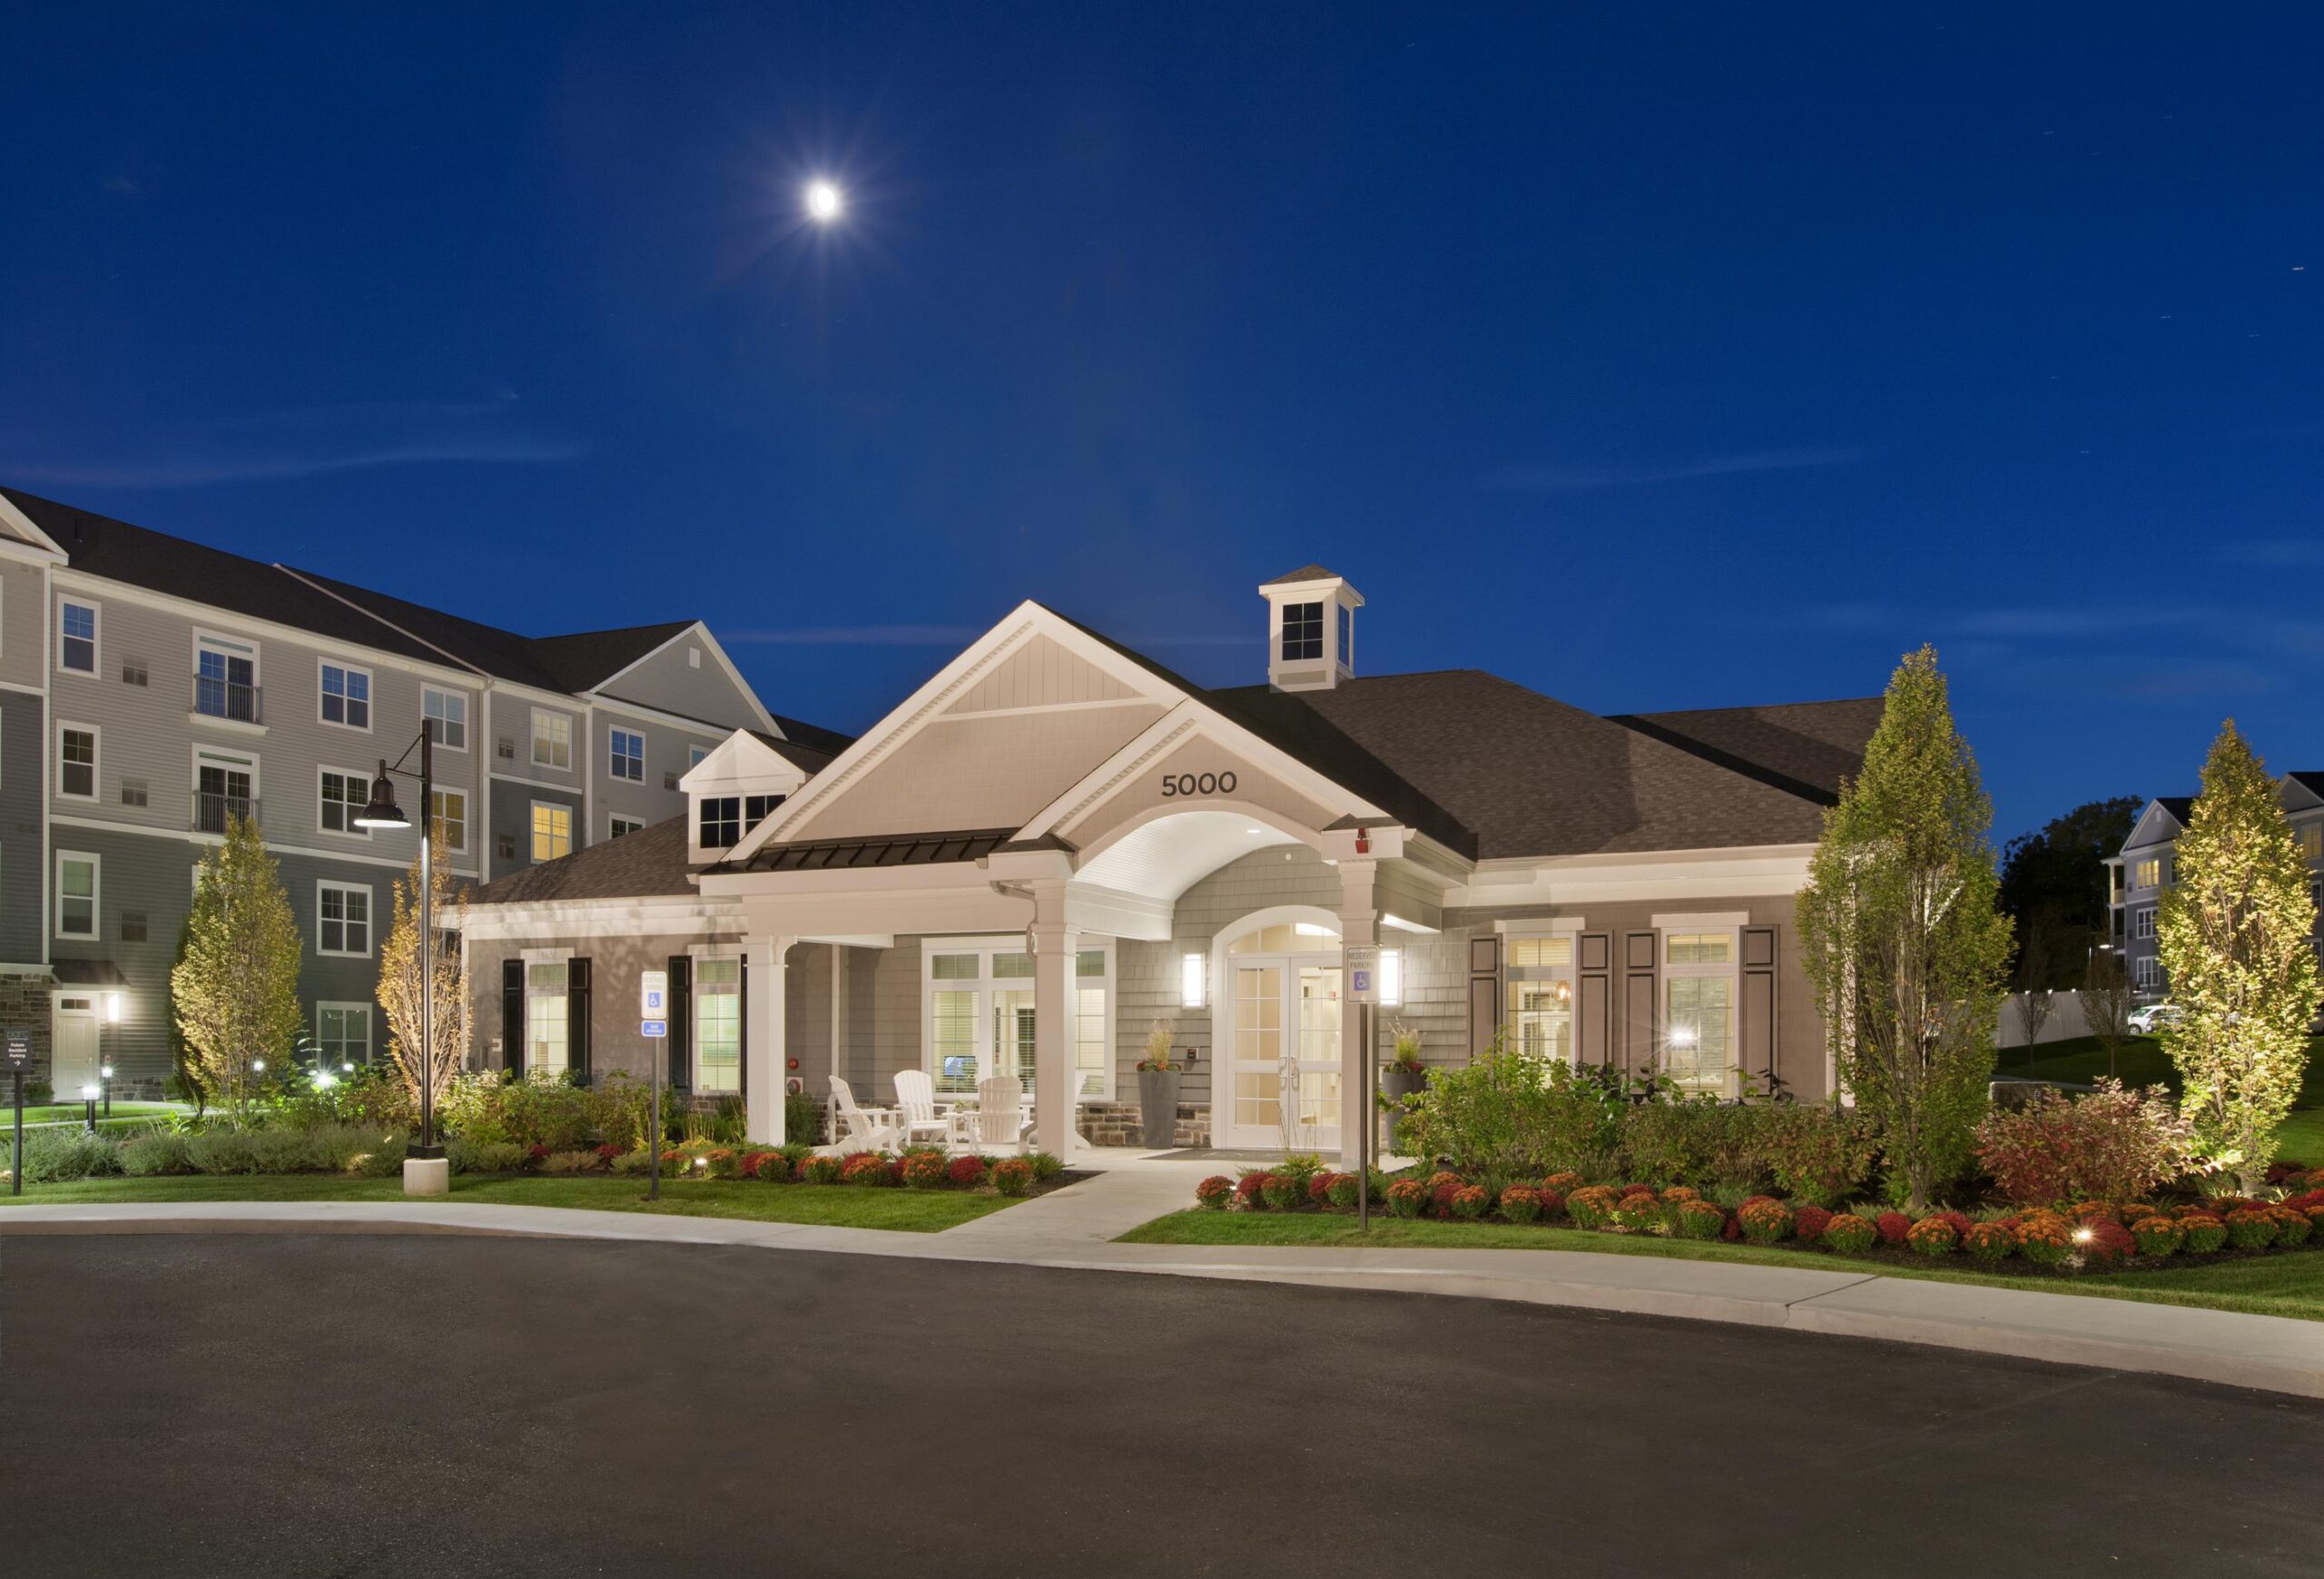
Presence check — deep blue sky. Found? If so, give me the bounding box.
[6,4,2321,842]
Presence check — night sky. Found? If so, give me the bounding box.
[6,5,2321,842]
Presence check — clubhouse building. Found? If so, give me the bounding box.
[460,567,1879,1162]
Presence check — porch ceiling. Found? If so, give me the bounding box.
[1073,809,1301,901]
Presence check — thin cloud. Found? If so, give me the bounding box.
[1483,447,1863,493]
[2,400,582,488]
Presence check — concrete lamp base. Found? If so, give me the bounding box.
[402,1156,450,1198]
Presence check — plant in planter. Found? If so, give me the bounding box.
[1136,1020,1183,1149]
[1380,1021,1427,1151]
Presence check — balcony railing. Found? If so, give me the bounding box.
[192,676,262,725]
[192,792,260,834]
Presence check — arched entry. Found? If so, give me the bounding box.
[1213,907,1343,1152]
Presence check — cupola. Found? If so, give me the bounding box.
[1258,565,1363,692]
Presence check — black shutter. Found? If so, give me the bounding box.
[737,955,749,1099]
[667,956,692,1093]
[1621,932,1659,1078]
[1741,925,1779,1094]
[567,957,592,1083]
[500,959,524,1075]
[1466,934,1501,1058]
[1578,933,1612,1066]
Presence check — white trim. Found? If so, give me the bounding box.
[1649,911,1750,933]
[0,676,45,698]
[529,706,573,772]
[315,878,375,958]
[587,621,779,737]
[528,798,574,864]
[488,770,586,796]
[54,719,98,802]
[318,764,375,841]
[606,723,647,785]
[55,592,99,677]
[314,1001,374,1065]
[1211,904,1344,1150]
[43,811,478,878]
[0,492,67,558]
[54,848,99,940]
[608,813,647,840]
[191,741,261,832]
[421,686,472,752]
[687,946,746,1095]
[428,784,471,856]
[915,933,1116,1104]
[318,656,375,733]
[1494,916,1585,936]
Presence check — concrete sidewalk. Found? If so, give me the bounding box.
[7,1160,2322,1399]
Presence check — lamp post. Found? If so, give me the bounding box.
[353,723,448,1197]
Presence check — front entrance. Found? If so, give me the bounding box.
[52,997,99,1093]
[1218,916,1343,1151]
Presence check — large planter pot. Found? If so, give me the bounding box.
[1380,1064,1427,1152]
[1137,1068,1183,1150]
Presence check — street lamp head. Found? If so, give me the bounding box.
[353,759,411,829]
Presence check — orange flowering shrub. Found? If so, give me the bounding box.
[1385,1178,1429,1219]
[1821,1213,1877,1253]
[2016,1212,2074,1266]
[2226,1208,2280,1250]
[1737,1198,1793,1243]
[2130,1216,2184,1257]
[1905,1216,1959,1256]
[1499,1185,1543,1224]
[1542,1171,1584,1195]
[1448,1184,1492,1221]
[1673,1200,1726,1240]
[2269,1205,2314,1247]
[1611,1192,1669,1234]
[1963,1220,2016,1261]
[1659,1185,1700,1204]
[2181,1211,2228,1253]
[1567,1185,1620,1230]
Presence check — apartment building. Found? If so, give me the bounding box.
[0,488,841,1099]
[2105,775,2324,1001]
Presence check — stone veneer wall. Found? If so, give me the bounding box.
[0,972,52,1090]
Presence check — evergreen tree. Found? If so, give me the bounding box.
[1797,646,2014,1208]
[378,831,471,1117]
[2155,721,2321,1190]
[172,814,303,1120]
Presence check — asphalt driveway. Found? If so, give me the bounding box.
[2,1233,2318,1577]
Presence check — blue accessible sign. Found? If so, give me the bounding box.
[640,1020,667,1039]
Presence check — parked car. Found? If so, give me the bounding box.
[2127,1002,2183,1033]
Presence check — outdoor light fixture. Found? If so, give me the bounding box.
[1180,952,1206,1009]
[100,1063,113,1080]
[103,992,122,1024]
[252,1059,266,1072]
[312,1071,338,1090]
[358,725,448,1190]
[80,1084,98,1100]
[1668,1027,1699,1051]
[1379,949,1403,1008]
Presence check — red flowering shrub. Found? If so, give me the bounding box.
[1263,1173,1309,1212]
[1721,1214,1742,1241]
[1424,1171,1466,1220]
[594,1142,622,1160]
[2078,1218,2136,1268]
[1235,1173,1272,1209]
[2283,1188,2324,1213]
[841,1151,894,1187]
[2181,1211,2228,1253]
[2272,1205,2316,1248]
[1385,1178,1429,1219]
[1618,1182,1659,1199]
[2015,1212,2074,1266]
[1738,1199,1792,1243]
[1499,1185,1542,1224]
[1449,1184,1491,1221]
[799,1153,844,1185]
[1974,1081,2191,1207]
[1905,1217,1958,1257]
[1674,1200,1726,1240]
[1928,1209,1974,1241]
[990,1158,1035,1197]
[1875,1210,1912,1246]
[1963,1220,2016,1261]
[1194,1175,1235,1210]
[2265,1159,2309,1185]
[1790,1204,1833,1244]
[1535,1186,1568,1218]
[1307,1172,1338,1206]
[527,1143,550,1160]
[901,1151,949,1189]
[2131,1217,2184,1257]
[1325,1172,1364,1210]
[1611,1192,1667,1234]
[1542,1170,1584,1195]
[1821,1213,1876,1253]
[1567,1185,1620,1229]
[753,1151,793,1182]
[948,1155,989,1188]
[2226,1208,2280,1250]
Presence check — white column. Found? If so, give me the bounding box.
[745,933,793,1144]
[1336,860,1379,1169]
[1029,881,1078,1157]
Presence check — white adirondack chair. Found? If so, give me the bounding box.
[891,1069,956,1149]
[829,1076,896,1148]
[959,1074,1026,1153]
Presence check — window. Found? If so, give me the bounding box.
[694,956,742,1093]
[120,910,148,943]
[1281,600,1323,661]
[921,939,1113,1102]
[1506,933,1576,1062]
[698,796,740,847]
[55,853,97,938]
[2132,856,2163,890]
[688,745,710,769]
[57,725,96,799]
[524,960,570,1075]
[609,814,645,839]
[320,663,370,730]
[429,788,468,854]
[1661,926,1738,1094]
[608,727,645,782]
[496,736,516,762]
[496,833,517,862]
[121,660,147,686]
[195,634,259,723]
[2300,824,2324,860]
[2133,907,2156,940]
[316,1003,371,1067]
[2135,955,2162,990]
[531,709,570,770]
[193,751,256,834]
[531,801,572,863]
[421,688,468,750]
[59,600,96,673]
[320,769,372,836]
[1336,603,1351,666]
[317,882,371,956]
[119,778,148,808]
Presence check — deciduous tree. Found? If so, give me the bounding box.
[1797,646,2014,1209]
[379,831,471,1119]
[172,814,303,1120]
[2155,721,2321,1189]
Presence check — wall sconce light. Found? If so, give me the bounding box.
[103,992,123,1024]
[1180,952,1206,1010]
[1379,949,1403,1008]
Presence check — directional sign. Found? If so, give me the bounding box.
[1344,944,1379,1005]
[640,970,668,1019]
[2,1027,30,1071]
[640,1019,668,1040]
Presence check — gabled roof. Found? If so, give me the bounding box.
[1261,563,1343,586]
[528,622,698,693]
[469,815,694,905]
[1607,697,1886,803]
[276,565,576,690]
[2283,772,2324,801]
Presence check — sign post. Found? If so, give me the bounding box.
[640,972,669,1201]
[4,1026,32,1198]
[1344,946,1379,1234]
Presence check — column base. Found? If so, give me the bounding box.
[402,1157,450,1198]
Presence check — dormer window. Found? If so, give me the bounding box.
[1281,602,1324,662]
[683,727,809,856]
[699,793,785,849]
[1258,566,1364,693]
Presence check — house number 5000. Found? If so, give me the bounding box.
[1161,771,1236,797]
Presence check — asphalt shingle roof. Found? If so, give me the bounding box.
[470,816,695,904]
[1260,563,1343,586]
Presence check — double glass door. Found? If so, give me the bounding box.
[1224,926,1344,1150]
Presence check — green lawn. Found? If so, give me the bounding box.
[6,1102,184,1127]
[1118,1211,2324,1322]
[0,1173,1025,1232]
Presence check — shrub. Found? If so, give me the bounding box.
[2131,1216,2185,1257]
[1905,1216,1958,1256]
[1738,1198,1793,1243]
[1236,1173,1273,1210]
[1874,1210,1912,1246]
[2181,1211,2228,1253]
[1443,1184,1489,1220]
[1195,1175,1235,1210]
[991,1158,1035,1197]
[2068,1199,2120,1226]
[1821,1213,1877,1253]
[1385,1179,1428,1219]
[798,1153,844,1185]
[2078,1218,2137,1267]
[541,1150,600,1175]
[1028,1150,1065,1182]
[448,1136,528,1176]
[841,1152,894,1187]
[1791,1204,1833,1244]
[1611,1193,1667,1234]
[1760,1103,1878,1207]
[2016,1212,2074,1266]
[1567,1185,1620,1230]
[2270,1205,2313,1247]
[1542,1170,1583,1195]
[185,1129,261,1174]
[901,1151,949,1189]
[2225,1208,2279,1250]
[1307,1172,1338,1207]
[1963,1220,2016,1261]
[753,1151,793,1182]
[1974,1081,2193,1207]
[1674,1200,1726,1239]
[1499,1185,1542,1224]
[1262,1173,1308,1212]
[246,1127,317,1173]
[15,1128,122,1183]
[1659,1184,1700,1203]
[1398,1039,1623,1178]
[1535,1185,1567,1219]
[1327,1173,1364,1210]
[120,1130,194,1177]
